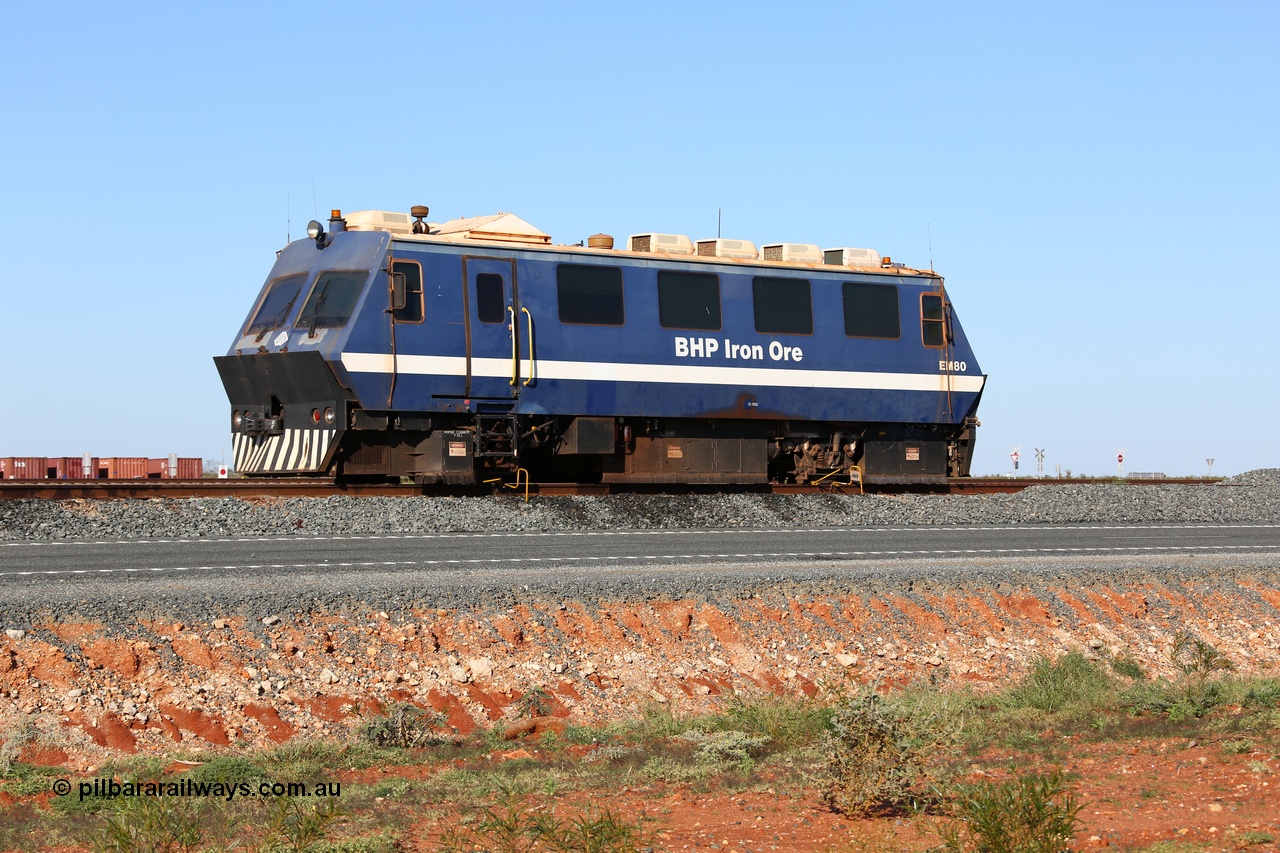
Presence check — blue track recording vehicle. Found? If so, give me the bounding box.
[216,206,985,484]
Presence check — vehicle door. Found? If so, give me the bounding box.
[463,257,521,399]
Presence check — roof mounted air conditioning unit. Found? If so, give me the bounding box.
[823,247,883,267]
[761,243,822,263]
[343,210,416,235]
[696,238,758,260]
[629,233,695,255]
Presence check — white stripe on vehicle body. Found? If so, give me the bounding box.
[340,352,985,394]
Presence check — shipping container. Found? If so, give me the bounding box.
[49,457,85,479]
[145,457,204,478]
[0,457,48,479]
[100,457,148,479]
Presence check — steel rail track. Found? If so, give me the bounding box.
[0,477,1223,501]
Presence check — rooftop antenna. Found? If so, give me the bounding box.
[928,222,934,271]
[717,208,721,239]
[311,176,318,218]
[287,192,291,244]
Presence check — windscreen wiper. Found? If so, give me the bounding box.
[308,282,331,339]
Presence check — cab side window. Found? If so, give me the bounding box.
[921,293,946,347]
[392,261,423,323]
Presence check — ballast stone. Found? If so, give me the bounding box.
[0,469,1278,543]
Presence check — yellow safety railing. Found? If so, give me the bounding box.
[812,464,863,494]
[483,467,530,502]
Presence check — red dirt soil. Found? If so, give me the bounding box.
[4,572,1280,850]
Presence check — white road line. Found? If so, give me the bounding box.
[2,544,1277,578]
[3,523,1277,549]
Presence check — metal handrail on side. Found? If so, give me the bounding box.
[507,305,518,386]
[521,306,534,386]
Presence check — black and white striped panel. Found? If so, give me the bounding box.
[232,428,336,474]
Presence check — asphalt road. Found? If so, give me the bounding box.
[3,522,1278,588]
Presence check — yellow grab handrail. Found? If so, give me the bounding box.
[812,464,864,494]
[507,305,517,386]
[483,467,530,502]
[521,306,534,386]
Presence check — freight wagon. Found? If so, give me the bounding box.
[0,457,45,480]
[0,456,202,479]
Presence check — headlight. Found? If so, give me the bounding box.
[323,407,336,425]
[306,220,324,240]
[232,410,243,430]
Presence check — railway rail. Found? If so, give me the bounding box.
[0,477,1223,501]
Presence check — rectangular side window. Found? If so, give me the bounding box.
[557,264,624,326]
[476,273,506,323]
[294,270,370,331]
[752,277,812,335]
[658,271,721,330]
[842,282,900,339]
[392,261,423,323]
[921,293,946,347]
[246,273,308,336]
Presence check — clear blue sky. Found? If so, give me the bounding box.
[2,2,1276,476]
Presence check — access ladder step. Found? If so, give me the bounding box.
[475,414,518,458]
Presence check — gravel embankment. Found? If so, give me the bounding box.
[3,471,1279,756]
[1,470,1278,542]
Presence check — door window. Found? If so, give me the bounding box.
[476,273,506,323]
